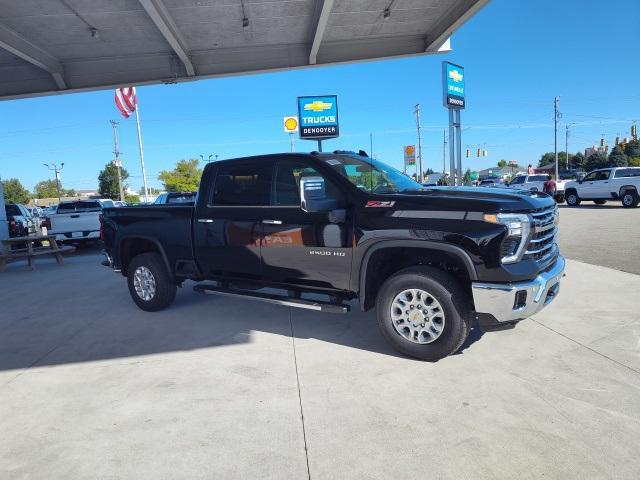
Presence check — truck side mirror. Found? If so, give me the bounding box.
[300,176,337,213]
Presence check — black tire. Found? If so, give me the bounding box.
[127,252,177,311]
[375,266,472,361]
[565,190,581,206]
[621,190,639,208]
[593,199,606,205]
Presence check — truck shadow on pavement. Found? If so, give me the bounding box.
[0,252,486,371]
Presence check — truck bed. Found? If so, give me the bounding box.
[102,205,195,276]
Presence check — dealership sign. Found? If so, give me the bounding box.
[297,95,339,139]
[442,62,465,109]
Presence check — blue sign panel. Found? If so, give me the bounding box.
[297,95,339,139]
[442,62,465,109]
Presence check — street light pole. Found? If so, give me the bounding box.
[43,162,64,203]
[565,124,570,171]
[554,97,560,180]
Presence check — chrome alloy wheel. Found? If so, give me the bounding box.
[133,266,156,301]
[623,193,633,206]
[390,289,445,344]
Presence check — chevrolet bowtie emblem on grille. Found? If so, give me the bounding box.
[449,69,464,82]
[304,100,332,112]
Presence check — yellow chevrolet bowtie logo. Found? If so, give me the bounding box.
[449,69,463,83]
[304,100,332,112]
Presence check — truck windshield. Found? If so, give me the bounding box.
[323,155,424,194]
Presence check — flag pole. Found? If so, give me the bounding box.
[134,105,150,203]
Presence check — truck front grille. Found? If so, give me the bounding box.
[524,206,558,264]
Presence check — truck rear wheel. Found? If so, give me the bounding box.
[375,266,472,361]
[127,252,177,311]
[621,190,639,208]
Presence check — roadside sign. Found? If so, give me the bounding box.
[297,95,339,139]
[283,116,298,133]
[470,171,479,181]
[442,62,465,109]
[404,145,416,166]
[509,160,518,166]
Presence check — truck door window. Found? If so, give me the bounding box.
[273,161,341,206]
[212,162,272,206]
[597,170,611,181]
[583,172,598,182]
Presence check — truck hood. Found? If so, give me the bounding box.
[379,186,554,213]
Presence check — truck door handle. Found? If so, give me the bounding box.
[262,219,282,225]
[70,214,80,218]
[197,218,214,223]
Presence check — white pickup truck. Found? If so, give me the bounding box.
[49,199,115,244]
[504,174,566,202]
[564,167,640,208]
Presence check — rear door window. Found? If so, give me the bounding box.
[75,201,102,212]
[212,161,273,206]
[529,175,548,182]
[614,168,640,178]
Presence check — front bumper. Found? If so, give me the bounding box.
[471,255,565,322]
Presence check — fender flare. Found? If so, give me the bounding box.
[118,234,172,277]
[357,239,478,310]
[619,185,638,196]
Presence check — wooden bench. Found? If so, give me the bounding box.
[0,235,76,271]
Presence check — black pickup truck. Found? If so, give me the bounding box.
[102,151,565,360]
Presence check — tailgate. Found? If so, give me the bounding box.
[50,211,100,234]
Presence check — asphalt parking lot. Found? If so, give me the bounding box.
[1,206,639,479]
[557,203,640,275]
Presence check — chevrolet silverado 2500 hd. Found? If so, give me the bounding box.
[102,151,565,360]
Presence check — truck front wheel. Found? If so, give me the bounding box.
[127,252,177,311]
[375,266,472,361]
[565,190,581,206]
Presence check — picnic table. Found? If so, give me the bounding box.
[0,234,75,271]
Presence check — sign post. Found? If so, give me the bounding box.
[297,95,339,152]
[442,62,465,186]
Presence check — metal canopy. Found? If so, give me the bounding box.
[0,0,487,101]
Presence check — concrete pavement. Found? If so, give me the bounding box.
[1,251,639,479]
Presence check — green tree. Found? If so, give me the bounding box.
[571,152,585,170]
[2,178,31,204]
[158,159,202,192]
[124,194,140,204]
[98,162,129,200]
[463,168,472,186]
[608,145,628,167]
[497,159,507,168]
[33,179,73,198]
[585,152,608,171]
[623,140,640,158]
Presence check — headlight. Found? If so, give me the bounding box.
[484,213,532,264]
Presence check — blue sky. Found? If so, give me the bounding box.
[1,0,639,192]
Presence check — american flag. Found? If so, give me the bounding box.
[115,87,137,118]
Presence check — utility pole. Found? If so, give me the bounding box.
[369,132,373,159]
[565,124,570,171]
[43,162,64,203]
[110,120,125,202]
[554,97,560,180]
[414,104,424,183]
[442,129,447,175]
